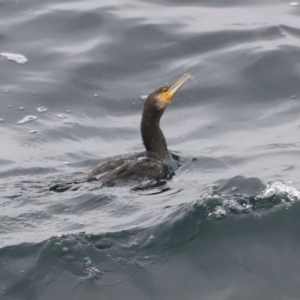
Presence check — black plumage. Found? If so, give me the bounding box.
[50,73,191,191]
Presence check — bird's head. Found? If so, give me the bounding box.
[147,73,191,110]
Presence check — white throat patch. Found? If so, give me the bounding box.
[155,94,170,110]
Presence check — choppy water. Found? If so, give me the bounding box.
[1,0,300,299]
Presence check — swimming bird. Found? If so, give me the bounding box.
[50,73,191,191]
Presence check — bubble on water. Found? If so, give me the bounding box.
[66,110,71,113]
[63,120,70,124]
[93,94,98,97]
[36,106,47,113]
[290,2,299,6]
[57,114,67,119]
[19,107,25,110]
[141,94,148,100]
[63,161,69,165]
[84,267,102,279]
[0,52,28,64]
[0,119,4,122]
[84,257,92,266]
[208,206,227,220]
[4,90,9,93]
[148,235,155,241]
[291,95,297,99]
[18,115,37,124]
[62,247,68,252]
[29,130,38,134]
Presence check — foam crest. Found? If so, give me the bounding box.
[195,180,300,221]
[257,180,300,202]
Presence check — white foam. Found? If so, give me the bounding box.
[258,180,300,201]
[196,180,300,222]
[36,106,47,113]
[57,114,67,119]
[290,2,299,6]
[18,115,37,124]
[141,94,148,100]
[84,266,101,278]
[209,206,226,219]
[0,52,28,64]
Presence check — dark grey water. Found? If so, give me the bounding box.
[1,0,300,299]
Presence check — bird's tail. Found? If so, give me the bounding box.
[49,181,82,192]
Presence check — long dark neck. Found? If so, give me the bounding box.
[141,104,167,162]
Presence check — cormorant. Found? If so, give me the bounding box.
[50,73,191,191]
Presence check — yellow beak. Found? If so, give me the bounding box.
[163,73,191,102]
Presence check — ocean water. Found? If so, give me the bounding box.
[1,0,300,299]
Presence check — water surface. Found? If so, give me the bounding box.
[1,0,300,299]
